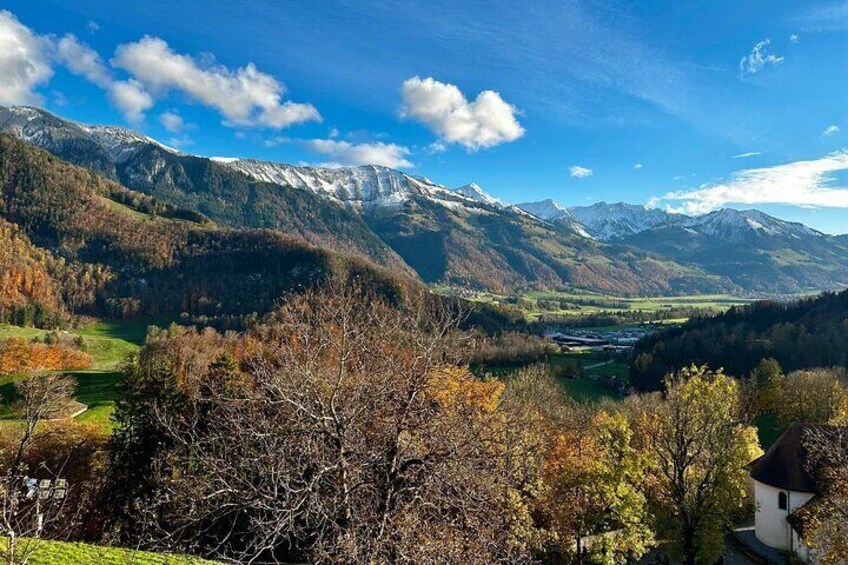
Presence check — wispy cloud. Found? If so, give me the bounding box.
[159,110,195,133]
[653,152,848,214]
[823,124,841,136]
[570,165,593,179]
[168,134,194,148]
[57,34,112,88]
[800,2,848,31]
[732,151,762,159]
[264,136,292,148]
[107,79,153,124]
[634,163,643,170]
[55,33,155,123]
[739,39,784,76]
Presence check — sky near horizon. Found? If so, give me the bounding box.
[2,1,848,234]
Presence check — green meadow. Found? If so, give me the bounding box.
[0,316,178,431]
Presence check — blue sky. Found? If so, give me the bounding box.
[3,0,848,233]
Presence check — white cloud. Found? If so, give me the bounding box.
[654,152,848,214]
[328,127,339,139]
[733,151,762,159]
[112,36,320,129]
[305,139,413,168]
[107,79,153,124]
[54,33,154,123]
[86,21,100,34]
[159,110,188,132]
[569,165,593,178]
[168,134,193,148]
[790,33,799,44]
[0,11,53,105]
[426,141,448,155]
[264,136,292,148]
[400,76,524,150]
[739,39,784,76]
[823,124,841,136]
[57,34,112,88]
[633,163,643,170]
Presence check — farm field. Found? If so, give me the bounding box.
[480,349,630,404]
[433,286,753,322]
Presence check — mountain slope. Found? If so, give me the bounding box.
[516,199,593,238]
[621,209,848,293]
[517,200,848,294]
[568,202,681,240]
[0,106,413,277]
[222,158,733,293]
[0,133,414,323]
[5,106,844,296]
[1,106,737,295]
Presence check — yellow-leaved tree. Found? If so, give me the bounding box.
[539,408,654,564]
[646,366,762,565]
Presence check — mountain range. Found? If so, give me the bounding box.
[2,105,847,296]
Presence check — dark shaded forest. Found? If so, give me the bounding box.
[630,290,848,390]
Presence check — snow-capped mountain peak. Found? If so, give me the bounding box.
[684,209,824,241]
[567,202,679,240]
[0,106,178,164]
[515,199,572,221]
[79,124,179,163]
[452,183,504,207]
[218,158,482,211]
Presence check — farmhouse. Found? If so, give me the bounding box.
[747,423,840,563]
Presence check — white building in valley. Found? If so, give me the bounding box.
[748,422,840,563]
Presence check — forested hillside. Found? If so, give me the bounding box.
[631,290,848,390]
[0,134,414,325]
[0,107,748,296]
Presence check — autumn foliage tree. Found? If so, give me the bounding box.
[775,368,848,426]
[109,285,548,563]
[643,367,761,565]
[539,408,653,564]
[795,426,848,564]
[0,338,91,375]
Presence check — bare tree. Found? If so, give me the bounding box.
[0,372,76,565]
[116,285,546,563]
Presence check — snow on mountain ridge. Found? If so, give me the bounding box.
[515,199,573,221]
[683,209,824,241]
[568,202,679,240]
[80,124,179,163]
[220,158,488,211]
[453,183,504,207]
[0,106,179,164]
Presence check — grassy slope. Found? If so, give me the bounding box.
[2,539,217,564]
[0,317,167,430]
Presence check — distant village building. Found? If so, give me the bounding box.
[748,423,839,563]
